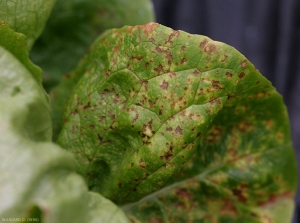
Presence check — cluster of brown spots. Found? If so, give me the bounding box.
[237,121,253,133]
[210,98,221,105]
[220,199,238,216]
[160,148,173,160]
[97,134,103,143]
[231,188,248,203]
[139,159,146,169]
[165,30,180,45]
[145,62,150,69]
[277,132,283,141]
[204,43,217,54]
[71,109,78,116]
[205,125,223,143]
[141,119,155,140]
[83,102,91,111]
[113,45,119,54]
[258,191,292,207]
[212,80,223,90]
[141,22,159,38]
[199,39,209,49]
[105,70,111,77]
[265,119,273,130]
[149,37,155,44]
[118,181,122,188]
[159,80,169,90]
[130,55,143,62]
[154,46,172,66]
[154,64,164,75]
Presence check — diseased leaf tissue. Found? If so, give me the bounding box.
[57,23,297,222]
[0,0,297,222]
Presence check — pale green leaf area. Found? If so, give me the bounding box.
[0,31,130,223]
[56,23,297,223]
[0,46,51,142]
[0,98,130,223]
[0,0,57,49]
[30,0,155,91]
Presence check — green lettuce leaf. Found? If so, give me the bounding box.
[0,0,57,49]
[56,23,297,222]
[0,21,51,141]
[0,27,130,223]
[30,0,155,90]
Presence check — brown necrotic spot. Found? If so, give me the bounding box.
[212,80,223,90]
[181,58,187,65]
[175,126,183,135]
[160,80,169,90]
[241,60,247,68]
[89,125,95,129]
[193,69,200,76]
[226,72,233,78]
[239,72,245,79]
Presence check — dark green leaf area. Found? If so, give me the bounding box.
[57,22,297,214]
[0,21,42,84]
[30,0,154,91]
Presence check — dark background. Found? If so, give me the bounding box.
[152,0,300,222]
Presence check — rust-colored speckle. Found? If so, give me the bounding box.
[181,45,186,51]
[89,125,95,129]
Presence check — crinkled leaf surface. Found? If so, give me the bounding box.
[57,23,297,222]
[0,28,130,223]
[0,0,57,49]
[30,0,155,90]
